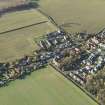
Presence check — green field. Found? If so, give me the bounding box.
[0,66,98,105]
[39,0,105,33]
[0,9,56,62]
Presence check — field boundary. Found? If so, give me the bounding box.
[0,21,48,35]
[37,8,59,28]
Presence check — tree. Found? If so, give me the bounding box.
[98,89,105,105]
[85,68,105,104]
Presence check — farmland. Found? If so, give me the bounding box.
[0,0,102,105]
[0,9,56,62]
[0,0,27,9]
[39,0,105,33]
[0,9,48,33]
[0,66,98,105]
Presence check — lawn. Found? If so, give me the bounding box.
[0,9,56,62]
[0,66,98,105]
[39,0,105,33]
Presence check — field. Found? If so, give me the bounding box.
[0,9,48,33]
[39,0,105,33]
[0,9,56,62]
[0,66,98,105]
[0,0,26,9]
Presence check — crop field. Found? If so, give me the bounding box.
[0,66,98,105]
[39,0,105,33]
[0,9,56,62]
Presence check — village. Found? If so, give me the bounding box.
[37,28,105,84]
[0,27,105,100]
[36,28,105,89]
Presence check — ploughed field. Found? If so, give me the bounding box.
[39,0,105,33]
[0,66,98,105]
[0,9,56,62]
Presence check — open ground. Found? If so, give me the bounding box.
[39,0,105,33]
[0,66,98,105]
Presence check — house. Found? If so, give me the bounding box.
[57,29,66,35]
[99,43,105,50]
[69,72,74,77]
[74,48,80,54]
[69,72,85,85]
[53,39,58,45]
[47,31,61,39]
[39,40,50,50]
[97,28,105,39]
[45,40,52,47]
[39,41,45,49]
[91,37,99,44]
[52,52,64,66]
[52,58,60,67]
[87,52,100,64]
